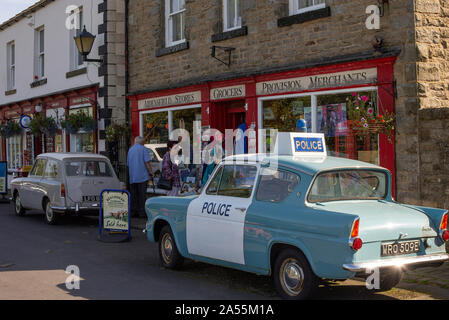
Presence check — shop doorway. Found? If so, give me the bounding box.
[210,100,247,155]
[211,100,246,134]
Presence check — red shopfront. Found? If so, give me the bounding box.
[129,56,396,192]
[0,86,99,173]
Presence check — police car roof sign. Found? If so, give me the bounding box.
[274,132,327,157]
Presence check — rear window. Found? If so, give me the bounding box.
[65,160,113,177]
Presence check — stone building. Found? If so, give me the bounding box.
[0,0,128,182]
[126,0,449,208]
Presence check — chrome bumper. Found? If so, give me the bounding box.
[51,204,99,213]
[343,253,449,272]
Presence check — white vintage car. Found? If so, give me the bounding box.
[10,153,122,224]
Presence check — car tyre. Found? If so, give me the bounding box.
[158,225,184,269]
[273,248,317,300]
[376,268,403,292]
[44,199,59,225]
[14,193,26,216]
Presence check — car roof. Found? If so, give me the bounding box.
[223,154,385,175]
[37,153,110,161]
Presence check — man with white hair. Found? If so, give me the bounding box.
[127,136,153,218]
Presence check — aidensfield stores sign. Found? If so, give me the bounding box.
[138,91,202,110]
[256,68,378,95]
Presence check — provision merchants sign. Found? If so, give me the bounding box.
[138,91,202,110]
[256,68,377,95]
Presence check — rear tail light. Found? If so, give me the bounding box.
[349,218,363,251]
[440,213,448,242]
[350,218,360,238]
[61,183,66,198]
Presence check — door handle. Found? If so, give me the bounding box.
[235,207,247,212]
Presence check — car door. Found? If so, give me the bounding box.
[21,158,47,209]
[41,159,62,206]
[186,163,259,265]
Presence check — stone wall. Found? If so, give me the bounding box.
[127,0,427,205]
[413,0,449,209]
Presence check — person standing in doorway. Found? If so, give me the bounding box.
[127,136,153,218]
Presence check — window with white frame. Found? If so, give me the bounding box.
[223,0,241,31]
[71,7,84,70]
[165,0,186,47]
[35,28,45,79]
[7,42,15,90]
[290,0,325,15]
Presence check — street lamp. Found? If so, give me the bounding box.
[74,26,103,63]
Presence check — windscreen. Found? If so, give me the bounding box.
[308,170,387,203]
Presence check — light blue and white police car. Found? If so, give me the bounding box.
[144,133,449,300]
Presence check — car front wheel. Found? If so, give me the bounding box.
[273,249,317,300]
[14,193,26,216]
[158,225,184,269]
[44,200,59,225]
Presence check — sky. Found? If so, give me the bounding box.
[0,0,39,24]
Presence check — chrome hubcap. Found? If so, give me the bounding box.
[46,203,53,221]
[280,259,305,296]
[161,233,173,264]
[15,197,21,213]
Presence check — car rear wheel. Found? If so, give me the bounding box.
[14,193,26,216]
[376,268,403,292]
[44,200,59,225]
[158,225,184,269]
[273,248,317,300]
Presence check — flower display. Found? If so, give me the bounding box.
[347,93,395,143]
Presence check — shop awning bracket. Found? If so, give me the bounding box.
[211,46,235,67]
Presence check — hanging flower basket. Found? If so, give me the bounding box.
[0,121,22,138]
[347,93,395,143]
[29,114,59,136]
[61,111,95,134]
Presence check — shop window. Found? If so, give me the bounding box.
[317,91,379,165]
[69,106,94,153]
[7,135,22,170]
[262,96,312,153]
[256,168,300,202]
[172,108,201,141]
[223,0,241,32]
[165,0,186,47]
[217,165,257,198]
[143,112,169,144]
[290,0,325,15]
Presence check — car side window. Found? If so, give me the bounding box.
[256,168,300,202]
[30,159,47,177]
[44,160,59,179]
[206,166,223,195]
[217,165,258,198]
